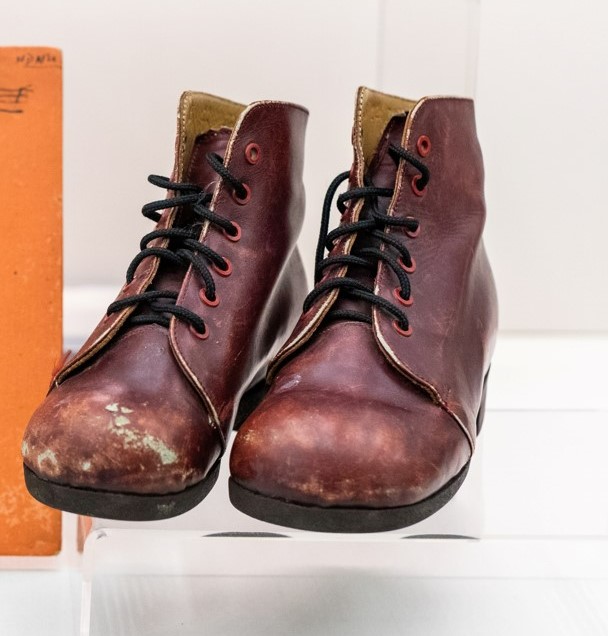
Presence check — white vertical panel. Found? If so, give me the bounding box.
[476,0,608,330]
[5,1,606,331]
[1,0,381,286]
[379,0,480,97]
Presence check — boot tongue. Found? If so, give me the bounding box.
[365,114,407,190]
[173,91,243,181]
[151,128,232,296]
[331,113,407,320]
[136,92,244,314]
[350,86,415,185]
[184,128,232,189]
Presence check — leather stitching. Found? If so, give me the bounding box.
[171,101,307,439]
[372,97,476,452]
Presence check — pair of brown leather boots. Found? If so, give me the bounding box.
[22,87,497,533]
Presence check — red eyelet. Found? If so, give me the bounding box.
[189,323,209,340]
[245,143,261,165]
[416,135,431,157]
[393,320,412,337]
[405,216,420,238]
[399,256,416,274]
[393,288,413,307]
[411,175,427,197]
[223,221,241,242]
[199,288,219,307]
[213,257,232,277]
[232,183,251,205]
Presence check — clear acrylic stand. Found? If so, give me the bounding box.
[78,408,608,635]
[78,431,483,636]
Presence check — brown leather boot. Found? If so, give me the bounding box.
[229,87,498,533]
[22,91,309,520]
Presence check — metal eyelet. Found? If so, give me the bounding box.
[189,323,209,340]
[398,256,416,274]
[392,320,412,337]
[199,288,219,307]
[245,143,261,165]
[232,183,251,205]
[213,257,232,277]
[393,288,413,307]
[223,221,241,242]
[411,175,427,197]
[405,216,420,238]
[416,135,431,157]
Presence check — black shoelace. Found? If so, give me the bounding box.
[106,152,245,336]
[304,144,430,333]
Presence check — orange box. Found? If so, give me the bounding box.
[0,47,62,555]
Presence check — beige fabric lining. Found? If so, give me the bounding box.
[354,87,416,169]
[176,91,245,179]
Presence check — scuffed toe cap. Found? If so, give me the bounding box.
[22,378,218,495]
[230,389,471,509]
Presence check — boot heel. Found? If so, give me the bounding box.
[234,380,267,431]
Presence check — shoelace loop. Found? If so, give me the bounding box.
[304,144,429,332]
[106,152,244,335]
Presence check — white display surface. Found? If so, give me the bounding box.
[71,330,608,634]
[1,334,607,635]
[74,333,608,634]
[78,407,608,635]
[3,567,608,636]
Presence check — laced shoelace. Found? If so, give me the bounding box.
[303,144,430,334]
[106,152,245,336]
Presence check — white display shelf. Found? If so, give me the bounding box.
[78,408,608,635]
[3,329,607,635]
[36,287,608,634]
[5,286,606,636]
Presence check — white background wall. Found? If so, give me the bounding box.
[2,0,607,332]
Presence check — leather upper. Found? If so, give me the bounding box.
[231,88,498,509]
[232,321,471,507]
[57,96,309,438]
[170,102,309,436]
[269,91,497,447]
[22,93,309,493]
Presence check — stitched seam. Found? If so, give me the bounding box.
[56,210,175,383]
[371,100,475,452]
[271,91,371,374]
[178,92,192,179]
[172,101,307,427]
[268,194,366,379]
[374,320,474,453]
[56,96,203,383]
[170,320,226,448]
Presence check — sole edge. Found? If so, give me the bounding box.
[23,461,220,522]
[228,460,470,534]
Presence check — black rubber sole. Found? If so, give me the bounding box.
[24,460,221,521]
[229,461,470,533]
[229,371,490,533]
[23,379,268,521]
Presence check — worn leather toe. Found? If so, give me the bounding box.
[230,322,471,508]
[22,325,219,494]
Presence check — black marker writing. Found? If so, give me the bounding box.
[0,85,33,114]
[15,52,60,68]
